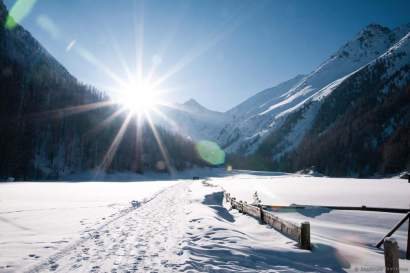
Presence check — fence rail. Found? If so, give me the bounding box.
[224,192,311,250]
[262,204,409,214]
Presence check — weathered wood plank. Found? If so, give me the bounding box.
[223,192,310,249]
[384,238,400,273]
[262,210,301,242]
[301,222,311,250]
[407,217,410,260]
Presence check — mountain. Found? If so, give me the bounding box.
[217,74,306,151]
[218,24,410,155]
[153,99,229,141]
[0,1,205,180]
[227,24,410,176]
[268,32,410,176]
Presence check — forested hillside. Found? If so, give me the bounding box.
[0,2,204,180]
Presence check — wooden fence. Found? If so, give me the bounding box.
[224,190,410,272]
[224,192,311,250]
[263,204,409,214]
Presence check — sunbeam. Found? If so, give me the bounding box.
[151,2,257,90]
[134,0,145,83]
[134,112,144,172]
[98,112,133,172]
[150,107,179,131]
[82,107,128,141]
[75,45,129,89]
[144,112,174,175]
[105,27,134,83]
[31,101,114,120]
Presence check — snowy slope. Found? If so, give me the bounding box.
[153,99,230,141]
[266,30,410,175]
[226,74,306,119]
[217,24,410,154]
[1,174,410,272]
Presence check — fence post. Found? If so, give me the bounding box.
[384,238,400,273]
[258,205,265,224]
[300,222,311,250]
[231,197,236,209]
[407,217,410,260]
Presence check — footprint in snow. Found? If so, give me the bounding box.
[28,254,40,259]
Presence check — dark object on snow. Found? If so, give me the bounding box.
[131,200,140,208]
[400,172,409,182]
[192,176,200,180]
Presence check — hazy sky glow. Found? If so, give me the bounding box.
[4,0,410,111]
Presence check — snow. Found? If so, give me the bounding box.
[272,102,320,160]
[212,172,410,271]
[1,172,410,272]
[0,181,178,272]
[212,172,410,208]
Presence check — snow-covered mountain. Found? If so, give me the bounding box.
[153,99,229,141]
[217,23,410,156]
[276,30,410,176]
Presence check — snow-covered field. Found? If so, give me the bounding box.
[0,171,409,272]
[0,181,178,272]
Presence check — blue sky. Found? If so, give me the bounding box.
[4,0,410,111]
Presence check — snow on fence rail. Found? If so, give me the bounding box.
[224,192,311,250]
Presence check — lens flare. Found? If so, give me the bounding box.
[5,0,37,29]
[196,140,225,166]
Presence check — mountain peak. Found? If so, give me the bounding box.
[180,98,225,118]
[361,23,390,34]
[326,23,397,63]
[183,98,203,108]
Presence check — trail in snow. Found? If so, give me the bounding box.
[20,181,348,273]
[24,183,189,273]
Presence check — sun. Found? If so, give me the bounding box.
[116,79,159,114]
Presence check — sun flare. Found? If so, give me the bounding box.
[116,79,159,114]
